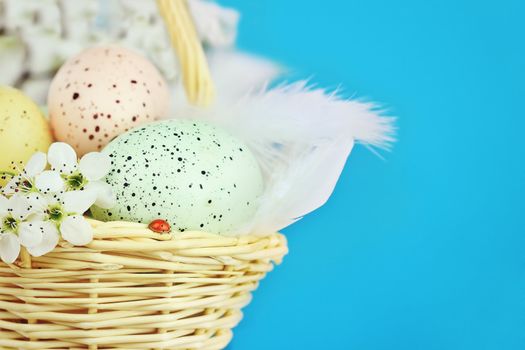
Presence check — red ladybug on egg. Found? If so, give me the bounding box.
[148,219,171,233]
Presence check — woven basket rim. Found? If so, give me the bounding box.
[0,219,288,350]
[11,218,288,269]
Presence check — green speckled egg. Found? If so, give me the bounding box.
[90,119,264,234]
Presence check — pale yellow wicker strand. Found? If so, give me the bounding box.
[0,220,287,350]
[157,0,215,106]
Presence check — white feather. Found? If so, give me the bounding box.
[171,80,395,234]
[207,50,283,100]
[168,49,283,111]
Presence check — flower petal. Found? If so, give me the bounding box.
[47,142,78,175]
[9,195,31,220]
[26,222,59,257]
[86,181,116,209]
[0,233,20,264]
[62,190,96,215]
[60,215,93,246]
[24,152,47,177]
[79,152,111,181]
[0,195,8,217]
[23,193,48,222]
[18,221,44,248]
[35,171,65,194]
[25,193,47,211]
[3,175,21,196]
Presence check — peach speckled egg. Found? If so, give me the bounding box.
[48,45,170,156]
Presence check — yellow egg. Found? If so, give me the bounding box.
[0,86,53,186]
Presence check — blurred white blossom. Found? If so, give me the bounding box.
[0,0,239,103]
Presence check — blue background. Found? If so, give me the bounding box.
[221,1,525,349]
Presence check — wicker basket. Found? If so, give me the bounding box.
[0,220,287,349]
[0,2,288,349]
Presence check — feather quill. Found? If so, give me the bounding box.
[171,78,395,234]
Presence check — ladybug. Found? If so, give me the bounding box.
[148,219,171,233]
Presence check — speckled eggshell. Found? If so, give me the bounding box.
[48,45,170,156]
[0,86,53,185]
[90,120,264,234]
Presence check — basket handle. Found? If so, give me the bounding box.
[157,0,215,106]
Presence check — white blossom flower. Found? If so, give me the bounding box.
[0,195,36,263]
[47,142,115,209]
[2,151,62,196]
[0,142,116,262]
[22,191,97,255]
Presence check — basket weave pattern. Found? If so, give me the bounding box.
[0,220,287,349]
